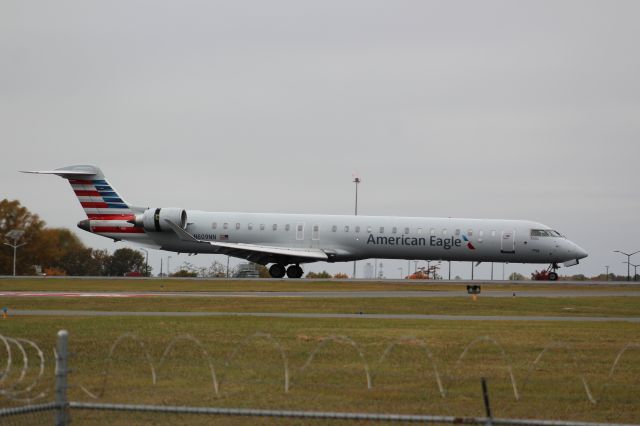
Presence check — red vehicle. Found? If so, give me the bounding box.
[531,269,559,281]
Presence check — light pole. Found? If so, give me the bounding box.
[605,265,609,281]
[624,262,639,281]
[613,250,640,281]
[167,256,172,277]
[139,248,149,277]
[353,175,361,279]
[3,230,26,276]
[398,267,403,279]
[448,261,451,280]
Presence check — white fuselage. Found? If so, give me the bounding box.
[118,211,587,265]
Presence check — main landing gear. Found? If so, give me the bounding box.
[268,264,303,279]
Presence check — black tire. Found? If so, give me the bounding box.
[269,264,286,278]
[286,265,303,279]
[548,272,559,281]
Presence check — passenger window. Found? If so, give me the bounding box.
[467,229,473,237]
[260,224,265,231]
[404,227,410,234]
[235,223,241,230]
[430,228,436,236]
[272,224,277,231]
[355,226,360,233]
[332,225,337,232]
[417,227,423,234]
[478,230,484,242]
[297,224,303,232]
[344,225,350,232]
[455,229,461,236]
[212,222,217,230]
[367,226,372,233]
[248,223,253,230]
[392,227,397,234]
[379,226,384,234]
[442,228,448,236]
[285,224,290,231]
[223,223,229,230]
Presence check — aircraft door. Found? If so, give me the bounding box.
[501,230,516,254]
[311,223,320,248]
[296,222,305,241]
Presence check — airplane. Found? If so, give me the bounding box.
[23,165,588,280]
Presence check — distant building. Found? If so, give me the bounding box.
[364,263,374,279]
[233,263,260,278]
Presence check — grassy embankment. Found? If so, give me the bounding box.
[1,278,639,424]
[4,296,640,318]
[1,316,638,424]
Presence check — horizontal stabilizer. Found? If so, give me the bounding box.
[21,165,104,179]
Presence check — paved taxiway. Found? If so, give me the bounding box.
[11,309,640,323]
[1,290,639,298]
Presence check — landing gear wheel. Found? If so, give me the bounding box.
[269,264,286,279]
[286,265,303,279]
[548,271,558,281]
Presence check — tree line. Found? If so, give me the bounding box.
[1,199,148,276]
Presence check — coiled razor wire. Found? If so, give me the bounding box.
[0,334,47,403]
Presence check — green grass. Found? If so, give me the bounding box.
[1,279,639,425]
[1,316,639,424]
[1,277,638,293]
[4,296,640,318]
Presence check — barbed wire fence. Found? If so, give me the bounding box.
[0,330,639,426]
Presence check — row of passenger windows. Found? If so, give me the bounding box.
[211,222,499,240]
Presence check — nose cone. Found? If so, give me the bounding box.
[573,243,588,259]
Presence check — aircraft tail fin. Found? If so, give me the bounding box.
[21,165,135,220]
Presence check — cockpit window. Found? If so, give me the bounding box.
[531,229,564,237]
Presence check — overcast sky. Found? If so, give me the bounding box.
[2,1,639,278]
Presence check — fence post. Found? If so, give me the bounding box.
[55,330,69,426]
[481,377,492,426]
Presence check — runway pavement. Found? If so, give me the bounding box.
[10,309,640,323]
[1,290,639,298]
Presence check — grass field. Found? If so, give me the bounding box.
[1,277,638,293]
[1,279,639,425]
[4,296,640,318]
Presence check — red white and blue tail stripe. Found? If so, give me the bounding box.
[21,165,145,236]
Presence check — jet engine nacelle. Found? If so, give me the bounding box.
[137,208,187,232]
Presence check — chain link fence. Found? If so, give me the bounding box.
[1,330,638,426]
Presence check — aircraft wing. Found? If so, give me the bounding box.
[163,219,328,264]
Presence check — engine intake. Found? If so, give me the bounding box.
[136,208,187,232]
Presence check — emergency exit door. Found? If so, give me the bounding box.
[501,230,515,254]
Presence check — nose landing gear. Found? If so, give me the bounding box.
[531,263,560,281]
[548,263,560,281]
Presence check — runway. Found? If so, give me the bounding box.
[1,290,639,298]
[10,309,640,323]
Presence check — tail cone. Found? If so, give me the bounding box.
[77,219,91,232]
